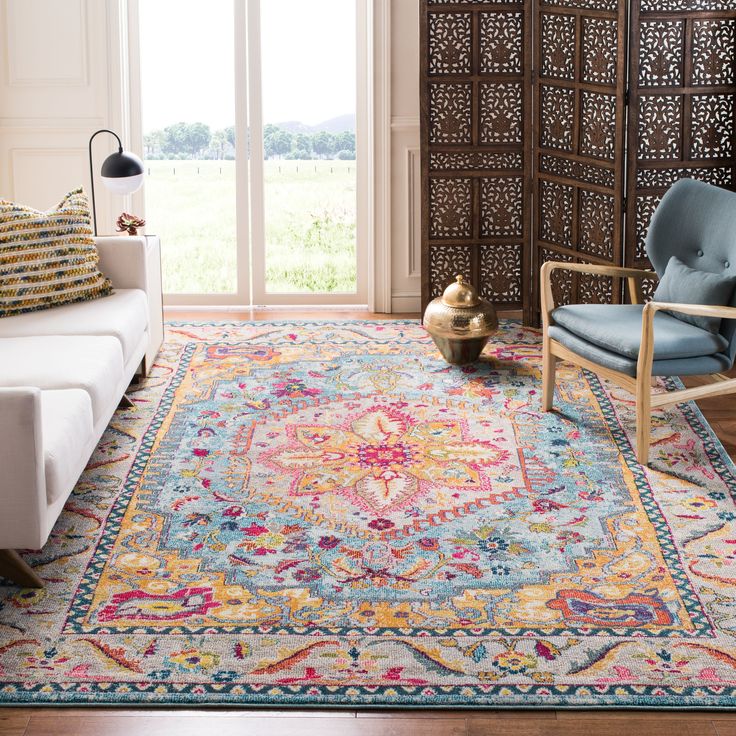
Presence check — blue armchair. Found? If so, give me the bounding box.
[541,179,736,465]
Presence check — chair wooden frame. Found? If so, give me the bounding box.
[541,261,736,465]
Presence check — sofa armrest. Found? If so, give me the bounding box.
[95,236,151,291]
[0,387,46,549]
[96,235,164,376]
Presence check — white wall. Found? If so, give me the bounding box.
[0,0,131,234]
[0,0,421,311]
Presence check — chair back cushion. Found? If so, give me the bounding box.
[646,178,736,363]
[653,256,736,333]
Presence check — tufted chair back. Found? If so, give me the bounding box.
[646,178,736,365]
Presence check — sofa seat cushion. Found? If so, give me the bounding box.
[41,389,93,505]
[552,304,729,361]
[0,336,124,422]
[0,288,148,365]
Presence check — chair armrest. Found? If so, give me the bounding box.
[0,387,46,549]
[95,236,151,291]
[540,261,658,324]
[541,261,658,281]
[636,301,736,382]
[644,300,736,321]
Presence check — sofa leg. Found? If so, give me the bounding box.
[0,550,44,588]
[131,358,146,384]
[118,394,135,409]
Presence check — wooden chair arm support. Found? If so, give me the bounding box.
[540,260,658,324]
[541,261,658,281]
[637,300,736,383]
[644,300,736,321]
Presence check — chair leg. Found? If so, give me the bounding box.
[0,550,44,588]
[542,335,557,411]
[635,373,652,466]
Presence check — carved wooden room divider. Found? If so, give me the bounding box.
[626,1,736,300]
[420,0,533,322]
[421,0,736,324]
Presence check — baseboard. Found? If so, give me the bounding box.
[391,294,421,313]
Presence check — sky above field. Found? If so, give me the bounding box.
[139,0,356,132]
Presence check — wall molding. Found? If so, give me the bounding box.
[391,116,420,130]
[6,0,90,88]
[0,119,106,130]
[407,146,420,279]
[10,146,88,205]
[391,293,421,313]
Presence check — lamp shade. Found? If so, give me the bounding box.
[100,150,144,195]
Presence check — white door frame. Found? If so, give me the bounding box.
[124,0,391,311]
[248,0,368,307]
[126,0,249,307]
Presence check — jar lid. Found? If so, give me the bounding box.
[442,275,480,308]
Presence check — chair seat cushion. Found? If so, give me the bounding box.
[0,335,124,422]
[41,389,93,505]
[548,325,733,378]
[552,304,729,360]
[0,288,148,365]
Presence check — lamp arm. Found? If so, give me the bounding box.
[88,129,124,235]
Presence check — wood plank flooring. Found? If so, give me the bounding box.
[4,309,735,735]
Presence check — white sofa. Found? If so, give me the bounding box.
[0,235,163,586]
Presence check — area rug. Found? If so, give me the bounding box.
[2,320,736,708]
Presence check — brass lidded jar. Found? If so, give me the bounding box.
[423,275,499,365]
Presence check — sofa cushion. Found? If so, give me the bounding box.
[0,188,113,317]
[552,304,729,360]
[41,389,93,505]
[0,288,148,365]
[0,336,124,422]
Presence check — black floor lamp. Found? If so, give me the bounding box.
[88,129,145,235]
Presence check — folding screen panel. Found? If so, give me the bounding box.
[532,0,627,312]
[421,0,736,322]
[421,0,532,321]
[626,0,736,299]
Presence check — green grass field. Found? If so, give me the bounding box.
[143,160,357,295]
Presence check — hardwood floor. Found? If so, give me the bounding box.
[5,309,735,735]
[6,709,736,736]
[681,371,736,457]
[3,707,736,736]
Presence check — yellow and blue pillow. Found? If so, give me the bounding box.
[0,188,113,318]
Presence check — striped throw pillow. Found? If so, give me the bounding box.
[0,187,113,318]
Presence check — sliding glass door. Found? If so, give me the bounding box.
[137,0,242,303]
[249,0,368,305]
[135,0,368,307]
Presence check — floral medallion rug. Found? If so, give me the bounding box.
[2,320,736,708]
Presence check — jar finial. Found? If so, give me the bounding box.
[442,274,480,308]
